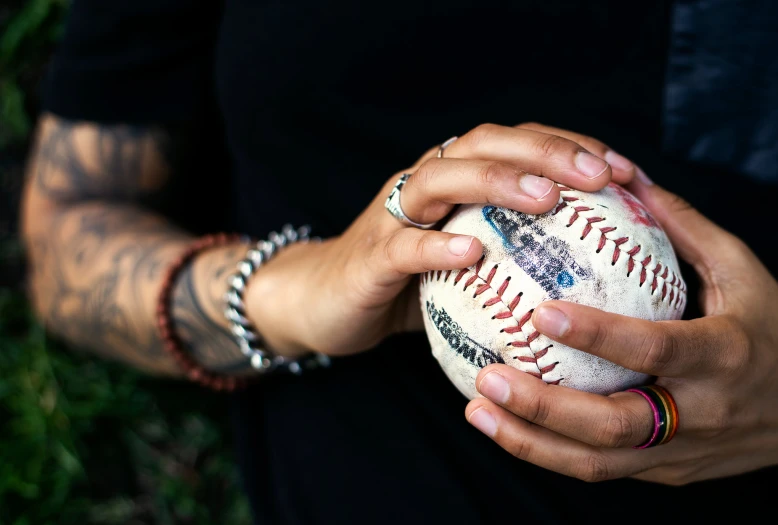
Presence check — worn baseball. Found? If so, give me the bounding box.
[420,182,686,399]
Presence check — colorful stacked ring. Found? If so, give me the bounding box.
[626,384,679,448]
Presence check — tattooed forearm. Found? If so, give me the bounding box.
[172,243,255,374]
[22,114,252,376]
[32,116,170,202]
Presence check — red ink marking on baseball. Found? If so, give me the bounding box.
[610,182,661,228]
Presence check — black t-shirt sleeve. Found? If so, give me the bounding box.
[41,0,223,124]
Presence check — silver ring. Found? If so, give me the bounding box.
[436,136,459,158]
[384,173,437,229]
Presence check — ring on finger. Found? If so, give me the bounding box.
[437,136,459,158]
[626,384,679,448]
[384,173,437,229]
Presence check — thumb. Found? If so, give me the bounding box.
[625,168,735,272]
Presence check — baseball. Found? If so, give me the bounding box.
[420,182,686,399]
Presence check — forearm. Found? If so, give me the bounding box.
[25,201,252,375]
[21,114,253,376]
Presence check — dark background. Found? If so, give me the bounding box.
[0,2,252,523]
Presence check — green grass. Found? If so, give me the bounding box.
[0,287,253,525]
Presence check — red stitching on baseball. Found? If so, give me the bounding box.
[556,188,686,308]
[507,290,521,311]
[424,186,687,389]
[517,310,533,329]
[425,259,544,379]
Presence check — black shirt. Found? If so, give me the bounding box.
[42,1,778,524]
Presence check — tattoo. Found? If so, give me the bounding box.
[39,207,172,366]
[33,119,169,202]
[28,117,250,375]
[172,244,254,374]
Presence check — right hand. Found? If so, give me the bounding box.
[245,122,638,358]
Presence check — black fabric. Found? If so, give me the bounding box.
[41,1,778,524]
[663,0,778,182]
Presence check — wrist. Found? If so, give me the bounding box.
[243,240,322,358]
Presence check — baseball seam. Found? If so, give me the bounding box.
[422,261,547,379]
[424,188,687,385]
[554,186,687,308]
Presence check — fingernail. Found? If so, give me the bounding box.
[479,371,510,404]
[575,151,609,179]
[534,305,570,337]
[636,167,654,186]
[468,407,497,437]
[448,235,474,257]
[519,174,555,200]
[604,150,634,172]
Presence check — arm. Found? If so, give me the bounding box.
[22,117,632,382]
[21,114,253,376]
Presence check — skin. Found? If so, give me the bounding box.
[22,115,256,375]
[22,117,631,376]
[26,113,777,485]
[465,172,778,485]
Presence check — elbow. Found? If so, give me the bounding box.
[19,179,58,328]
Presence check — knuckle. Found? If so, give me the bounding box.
[721,320,752,373]
[506,436,533,462]
[522,390,554,426]
[576,453,613,483]
[637,327,677,374]
[466,123,501,150]
[595,408,638,448]
[381,230,405,268]
[586,321,613,357]
[535,134,572,159]
[477,161,512,190]
[516,121,543,130]
[412,158,443,193]
[412,233,429,263]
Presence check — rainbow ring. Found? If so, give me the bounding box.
[626,384,679,449]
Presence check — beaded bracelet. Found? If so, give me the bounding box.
[156,227,331,392]
[156,232,254,392]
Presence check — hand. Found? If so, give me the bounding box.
[465,171,778,485]
[245,123,637,357]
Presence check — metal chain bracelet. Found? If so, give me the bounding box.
[223,224,331,375]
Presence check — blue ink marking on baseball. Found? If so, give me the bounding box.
[482,206,591,299]
[556,271,574,287]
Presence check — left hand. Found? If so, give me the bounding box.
[464,171,778,485]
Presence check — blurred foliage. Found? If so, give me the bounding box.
[0,0,67,149]
[0,292,252,525]
[0,2,253,524]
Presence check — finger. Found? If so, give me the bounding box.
[399,158,560,225]
[531,301,742,378]
[370,227,484,282]
[474,364,654,448]
[515,122,636,184]
[465,398,645,482]
[442,123,613,191]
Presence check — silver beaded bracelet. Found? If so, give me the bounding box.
[223,224,331,375]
